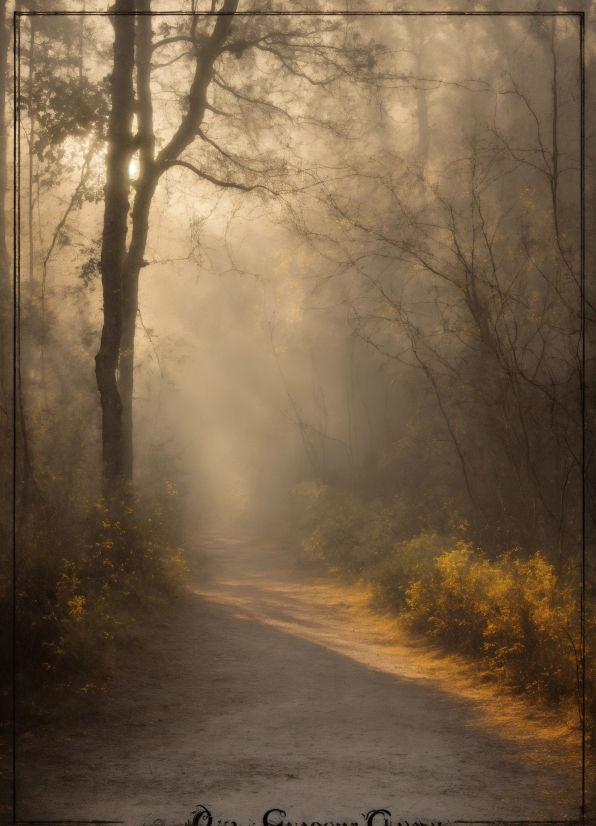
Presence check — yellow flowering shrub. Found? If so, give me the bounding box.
[16,478,188,710]
[407,546,580,702]
[301,488,582,705]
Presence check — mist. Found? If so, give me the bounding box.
[3,3,593,822]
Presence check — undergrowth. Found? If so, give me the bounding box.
[11,478,188,718]
[299,483,584,711]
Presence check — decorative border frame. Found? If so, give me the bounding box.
[10,8,593,826]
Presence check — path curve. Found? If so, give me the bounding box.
[18,532,580,825]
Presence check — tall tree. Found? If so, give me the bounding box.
[112,1,387,484]
[118,0,238,481]
[95,0,135,488]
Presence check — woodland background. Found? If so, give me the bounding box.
[0,0,594,812]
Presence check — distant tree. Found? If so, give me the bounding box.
[303,15,584,562]
[12,7,109,503]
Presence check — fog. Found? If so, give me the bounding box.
[3,1,593,821]
[14,6,585,555]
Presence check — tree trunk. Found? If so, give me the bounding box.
[95,0,135,489]
[119,177,157,481]
[119,0,155,482]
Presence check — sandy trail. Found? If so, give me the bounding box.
[17,531,580,825]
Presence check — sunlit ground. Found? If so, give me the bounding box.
[191,533,581,804]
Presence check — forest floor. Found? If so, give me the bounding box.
[13,529,581,825]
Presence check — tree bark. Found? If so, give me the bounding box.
[95,0,135,488]
[119,178,157,481]
[119,0,155,482]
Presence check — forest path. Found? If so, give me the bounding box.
[18,530,580,825]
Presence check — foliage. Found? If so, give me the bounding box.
[300,484,582,707]
[14,479,188,713]
[32,71,109,164]
[407,545,580,704]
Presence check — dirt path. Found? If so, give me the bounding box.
[18,532,580,825]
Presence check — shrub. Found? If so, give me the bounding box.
[406,546,580,703]
[300,484,406,576]
[12,478,188,714]
[300,487,582,706]
[369,532,445,610]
